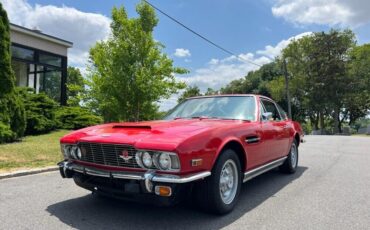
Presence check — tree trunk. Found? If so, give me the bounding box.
[310,113,319,130]
[333,107,340,134]
[319,111,325,134]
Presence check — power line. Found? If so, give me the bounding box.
[143,0,262,67]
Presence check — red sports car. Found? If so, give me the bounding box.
[58,95,304,214]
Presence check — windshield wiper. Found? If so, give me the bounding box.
[190,116,212,120]
[191,116,251,122]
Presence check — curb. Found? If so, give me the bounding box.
[0,166,59,180]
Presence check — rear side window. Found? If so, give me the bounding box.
[261,99,282,121]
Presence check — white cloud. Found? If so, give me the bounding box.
[272,0,370,27]
[179,32,311,92]
[174,48,191,58]
[1,0,111,68]
[257,32,312,58]
[159,32,312,111]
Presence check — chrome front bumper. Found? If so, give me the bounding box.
[58,161,211,185]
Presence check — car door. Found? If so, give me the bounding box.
[260,99,289,161]
[275,103,292,157]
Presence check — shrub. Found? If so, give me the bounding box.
[18,88,58,135]
[0,122,15,142]
[0,4,26,143]
[56,107,103,130]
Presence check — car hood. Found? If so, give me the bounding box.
[61,119,244,151]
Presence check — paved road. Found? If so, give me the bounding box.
[1,136,370,230]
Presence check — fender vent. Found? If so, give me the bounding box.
[245,136,260,144]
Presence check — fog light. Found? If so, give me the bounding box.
[155,186,172,197]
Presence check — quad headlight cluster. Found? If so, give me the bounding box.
[60,144,180,172]
[61,144,82,160]
[136,151,180,172]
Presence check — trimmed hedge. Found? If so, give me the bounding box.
[56,106,103,130]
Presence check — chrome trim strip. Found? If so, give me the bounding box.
[61,162,211,184]
[152,171,211,184]
[243,156,287,182]
[85,168,110,178]
[112,172,144,180]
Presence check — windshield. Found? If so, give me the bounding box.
[164,96,256,121]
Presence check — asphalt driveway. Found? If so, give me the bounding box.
[1,136,370,230]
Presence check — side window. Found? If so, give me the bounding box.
[276,104,288,120]
[259,102,266,121]
[261,100,282,121]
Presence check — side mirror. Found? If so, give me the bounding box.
[262,112,273,121]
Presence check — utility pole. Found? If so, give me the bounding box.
[283,59,292,119]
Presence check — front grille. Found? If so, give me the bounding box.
[78,142,140,168]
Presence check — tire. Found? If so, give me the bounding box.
[280,139,299,174]
[194,149,242,214]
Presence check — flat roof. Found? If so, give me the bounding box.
[10,23,73,48]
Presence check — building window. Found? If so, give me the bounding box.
[10,44,67,105]
[11,60,28,87]
[39,53,62,67]
[11,45,34,61]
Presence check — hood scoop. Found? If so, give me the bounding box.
[112,125,151,130]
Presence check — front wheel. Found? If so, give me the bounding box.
[280,139,299,174]
[194,149,241,214]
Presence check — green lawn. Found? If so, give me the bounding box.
[0,130,71,173]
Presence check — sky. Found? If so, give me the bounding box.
[2,0,370,110]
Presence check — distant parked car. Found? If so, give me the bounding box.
[58,95,304,214]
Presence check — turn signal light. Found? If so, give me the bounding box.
[155,186,172,197]
[191,159,203,167]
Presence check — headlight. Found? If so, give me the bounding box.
[142,151,152,168]
[136,150,180,171]
[60,144,78,159]
[76,147,82,159]
[61,144,69,158]
[70,146,78,159]
[158,152,171,170]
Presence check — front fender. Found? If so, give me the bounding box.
[212,136,247,171]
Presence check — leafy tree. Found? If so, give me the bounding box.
[204,88,217,95]
[86,1,186,122]
[220,78,247,94]
[282,30,356,133]
[177,85,202,103]
[346,44,370,125]
[0,3,26,142]
[67,66,85,106]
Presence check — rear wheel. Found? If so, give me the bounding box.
[280,139,298,174]
[194,149,241,214]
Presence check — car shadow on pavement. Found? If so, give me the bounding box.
[46,166,307,230]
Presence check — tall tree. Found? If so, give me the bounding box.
[283,30,356,133]
[0,3,26,143]
[67,66,85,106]
[177,85,202,103]
[346,44,370,124]
[86,1,186,122]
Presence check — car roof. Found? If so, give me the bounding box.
[188,94,272,101]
